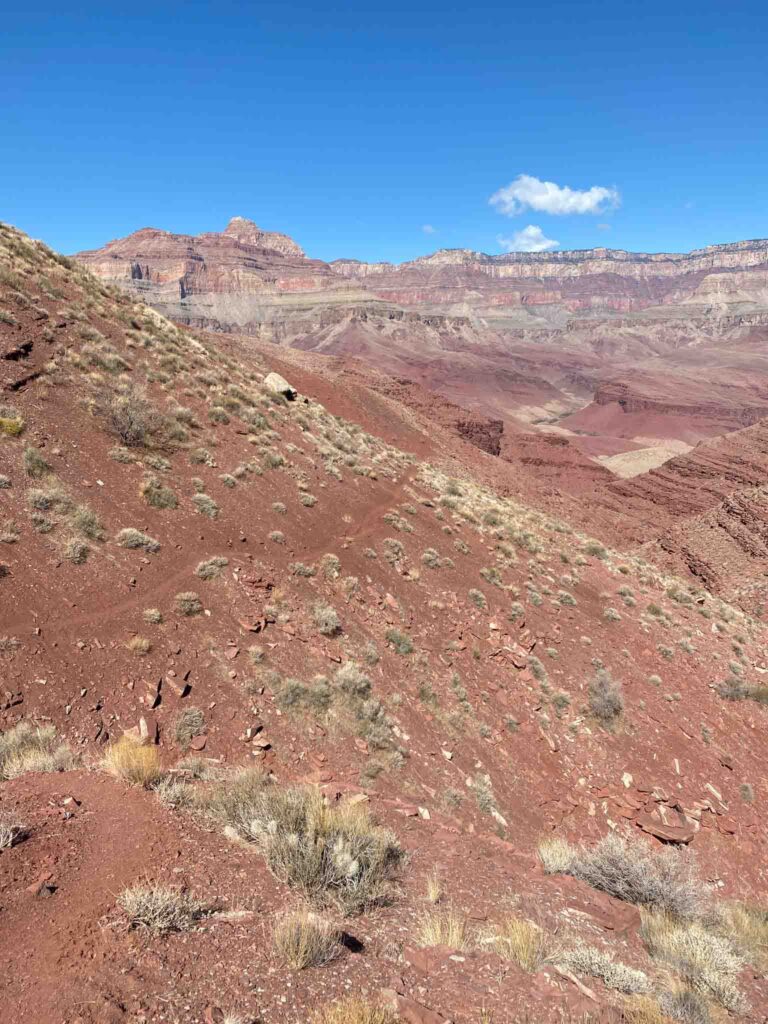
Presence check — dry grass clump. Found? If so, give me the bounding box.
[143,607,163,624]
[0,812,27,849]
[118,882,206,932]
[418,907,471,950]
[272,910,341,968]
[0,723,73,780]
[313,601,341,636]
[538,836,576,875]
[23,446,51,478]
[641,912,747,1013]
[482,916,558,971]
[103,737,164,788]
[195,555,229,579]
[0,411,24,436]
[311,998,400,1024]
[550,833,704,921]
[175,591,203,616]
[202,774,404,914]
[588,669,624,726]
[115,527,160,553]
[173,707,205,750]
[127,635,152,655]
[717,901,768,965]
[658,987,711,1024]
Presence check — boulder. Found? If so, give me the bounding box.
[264,372,297,400]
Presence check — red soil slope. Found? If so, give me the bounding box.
[3,223,768,1023]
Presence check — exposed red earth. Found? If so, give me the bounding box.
[2,223,768,1024]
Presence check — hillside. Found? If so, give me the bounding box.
[3,222,768,1024]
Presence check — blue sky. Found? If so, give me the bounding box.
[2,2,766,262]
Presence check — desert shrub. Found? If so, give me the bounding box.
[418,908,471,950]
[106,389,167,448]
[109,446,135,463]
[313,601,341,636]
[272,501,287,514]
[118,883,206,932]
[127,635,152,655]
[603,607,622,622]
[300,492,317,507]
[175,591,203,616]
[143,608,163,624]
[219,473,237,488]
[386,628,413,655]
[0,812,27,849]
[588,670,624,725]
[103,738,163,787]
[195,555,228,580]
[483,916,558,971]
[173,707,205,750]
[115,527,160,553]
[658,988,711,1024]
[311,999,399,1024]
[565,833,703,920]
[64,538,89,564]
[190,447,215,466]
[269,530,285,544]
[468,588,487,610]
[0,410,24,436]
[0,723,73,779]
[140,475,178,509]
[321,553,341,580]
[192,493,219,518]
[642,912,746,1012]
[557,945,649,994]
[290,561,317,577]
[277,677,334,716]
[272,910,341,969]
[69,503,104,540]
[584,540,608,559]
[203,777,403,914]
[23,446,51,478]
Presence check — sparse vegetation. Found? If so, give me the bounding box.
[418,908,471,950]
[386,628,413,655]
[118,883,206,932]
[272,910,341,969]
[115,527,160,553]
[311,999,399,1024]
[103,738,163,787]
[588,669,624,726]
[175,591,203,616]
[0,723,73,779]
[192,493,220,518]
[313,601,341,636]
[202,774,404,914]
[543,832,704,920]
[195,555,229,580]
[0,812,27,849]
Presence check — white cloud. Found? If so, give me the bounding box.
[498,225,559,253]
[597,222,611,231]
[490,174,620,216]
[422,224,436,234]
